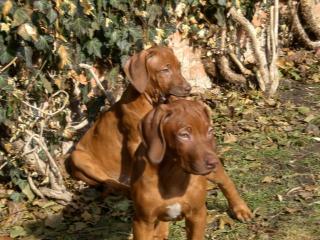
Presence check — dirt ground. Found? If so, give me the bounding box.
[0,49,319,240]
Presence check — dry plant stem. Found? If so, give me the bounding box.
[34,152,47,176]
[0,56,18,73]
[21,90,69,117]
[228,52,253,75]
[228,7,268,91]
[300,0,320,39]
[27,174,45,199]
[25,131,63,185]
[289,0,320,49]
[39,187,72,203]
[269,2,280,96]
[79,63,115,105]
[49,171,65,191]
[71,119,89,130]
[0,161,8,170]
[217,28,247,84]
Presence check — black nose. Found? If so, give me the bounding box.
[184,83,192,93]
[204,154,218,170]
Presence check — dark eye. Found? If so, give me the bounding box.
[160,68,169,73]
[178,130,191,141]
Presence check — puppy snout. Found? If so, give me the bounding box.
[183,82,192,93]
[204,154,218,170]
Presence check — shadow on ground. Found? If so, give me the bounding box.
[24,188,133,240]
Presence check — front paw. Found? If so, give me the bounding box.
[231,201,253,222]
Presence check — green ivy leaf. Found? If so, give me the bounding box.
[71,18,90,37]
[23,46,33,68]
[0,49,14,65]
[109,30,122,44]
[10,226,27,238]
[81,85,89,103]
[85,38,102,58]
[33,0,51,12]
[147,4,162,26]
[128,26,143,42]
[217,0,227,6]
[113,199,130,211]
[9,192,24,202]
[117,39,131,54]
[214,7,226,27]
[289,70,301,81]
[109,0,128,12]
[12,8,30,27]
[17,23,38,42]
[47,8,58,24]
[40,75,53,93]
[108,66,119,86]
[0,76,7,88]
[35,36,50,51]
[0,107,6,123]
[17,179,35,201]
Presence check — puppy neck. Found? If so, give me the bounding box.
[144,88,166,105]
[156,154,191,198]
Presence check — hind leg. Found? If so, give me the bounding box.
[71,150,113,185]
[70,150,130,196]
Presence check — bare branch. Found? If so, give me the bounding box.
[71,119,89,130]
[0,57,18,73]
[228,7,269,91]
[300,0,320,39]
[25,131,64,185]
[79,63,115,105]
[27,174,45,199]
[39,187,72,203]
[289,0,320,49]
[228,52,253,76]
[21,90,69,117]
[217,28,247,84]
[269,1,280,96]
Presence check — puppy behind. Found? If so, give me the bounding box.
[69,46,191,195]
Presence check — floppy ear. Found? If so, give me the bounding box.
[198,101,212,123]
[139,105,170,164]
[124,50,150,93]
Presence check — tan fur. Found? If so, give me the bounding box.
[131,100,253,240]
[69,46,191,195]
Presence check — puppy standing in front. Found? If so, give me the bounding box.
[131,99,253,240]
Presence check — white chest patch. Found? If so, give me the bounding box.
[166,203,182,219]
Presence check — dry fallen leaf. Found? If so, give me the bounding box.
[223,133,238,144]
[262,176,277,183]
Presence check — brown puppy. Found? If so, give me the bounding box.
[131,99,253,240]
[70,46,191,194]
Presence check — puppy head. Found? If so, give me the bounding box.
[124,46,191,98]
[140,99,220,175]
